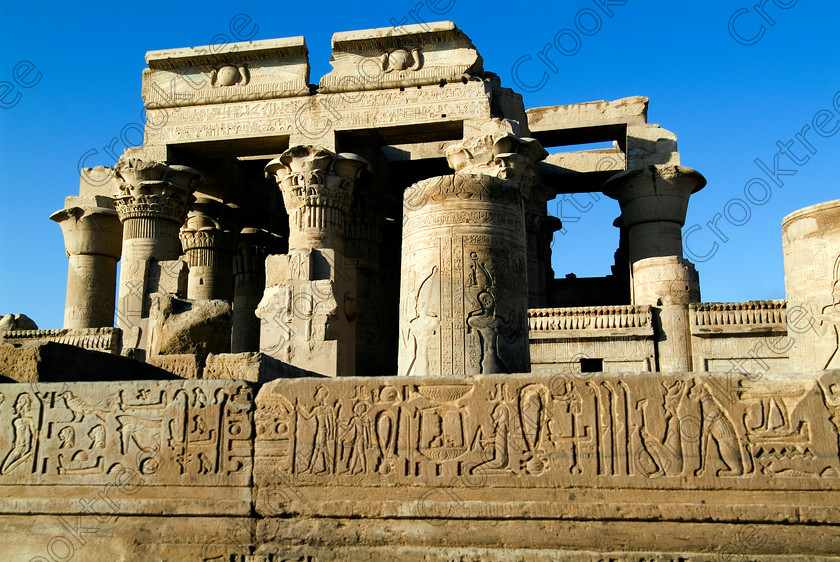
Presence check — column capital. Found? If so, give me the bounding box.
[50,201,122,260]
[179,198,238,258]
[603,164,705,228]
[113,157,202,225]
[265,145,368,251]
[604,164,705,263]
[445,129,547,196]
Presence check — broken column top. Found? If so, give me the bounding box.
[319,20,484,93]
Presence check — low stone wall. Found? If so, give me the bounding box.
[0,327,121,354]
[2,370,839,559]
[529,305,655,372]
[690,300,790,375]
[530,301,793,376]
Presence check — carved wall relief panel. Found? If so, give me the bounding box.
[254,371,840,512]
[0,381,254,488]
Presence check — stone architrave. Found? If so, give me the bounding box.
[783,199,840,373]
[258,146,367,376]
[318,21,484,94]
[398,123,547,377]
[604,165,706,264]
[179,197,238,302]
[113,157,201,356]
[50,197,122,329]
[633,256,700,372]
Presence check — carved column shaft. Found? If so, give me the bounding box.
[782,199,840,373]
[605,165,705,372]
[632,256,699,372]
[345,184,388,374]
[113,158,200,356]
[604,165,706,264]
[398,128,547,376]
[231,228,283,353]
[260,146,367,376]
[524,184,559,308]
[180,200,237,302]
[51,201,123,329]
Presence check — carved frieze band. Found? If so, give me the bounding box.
[0,380,254,487]
[254,372,840,490]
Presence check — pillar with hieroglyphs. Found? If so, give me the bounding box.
[258,145,368,376]
[398,123,547,377]
[113,157,201,356]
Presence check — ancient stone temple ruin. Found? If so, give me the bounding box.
[2,21,840,560]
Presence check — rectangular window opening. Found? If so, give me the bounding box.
[580,358,604,372]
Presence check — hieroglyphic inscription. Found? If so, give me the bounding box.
[254,372,840,497]
[145,82,491,145]
[0,381,254,486]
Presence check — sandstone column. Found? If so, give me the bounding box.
[604,165,706,264]
[50,198,123,329]
[632,256,699,372]
[605,165,705,372]
[231,227,283,353]
[345,180,388,375]
[258,146,368,376]
[179,198,238,302]
[525,183,560,308]
[398,125,547,376]
[782,199,840,373]
[113,157,201,356]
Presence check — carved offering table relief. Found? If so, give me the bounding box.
[399,126,547,377]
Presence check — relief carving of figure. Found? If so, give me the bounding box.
[340,401,373,475]
[469,403,511,475]
[403,266,440,376]
[635,381,688,478]
[298,387,335,474]
[689,381,745,477]
[58,426,75,449]
[88,425,106,449]
[1,394,36,475]
[467,291,507,374]
[815,256,840,370]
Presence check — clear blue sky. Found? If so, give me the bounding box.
[1,0,838,328]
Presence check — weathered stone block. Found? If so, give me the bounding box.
[147,353,205,379]
[205,352,322,382]
[0,380,255,515]
[0,341,174,383]
[147,295,233,357]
